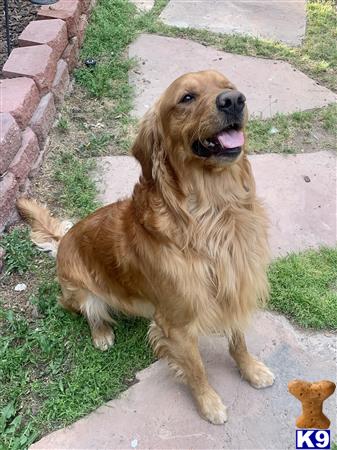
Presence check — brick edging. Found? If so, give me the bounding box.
[0,0,95,233]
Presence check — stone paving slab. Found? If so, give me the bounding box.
[92,151,337,257]
[128,34,337,119]
[31,311,336,450]
[160,0,306,46]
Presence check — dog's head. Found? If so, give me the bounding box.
[132,70,248,180]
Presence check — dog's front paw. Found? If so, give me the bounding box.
[197,389,228,424]
[241,359,275,389]
[92,328,115,351]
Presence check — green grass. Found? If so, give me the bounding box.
[78,131,113,157]
[53,150,99,218]
[0,287,153,449]
[1,228,39,275]
[247,104,337,153]
[268,247,337,330]
[75,0,137,103]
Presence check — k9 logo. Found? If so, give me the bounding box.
[296,430,330,449]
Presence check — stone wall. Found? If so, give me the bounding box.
[0,0,95,232]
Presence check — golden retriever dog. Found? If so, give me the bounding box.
[18,70,275,424]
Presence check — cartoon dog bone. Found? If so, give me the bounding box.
[288,379,336,429]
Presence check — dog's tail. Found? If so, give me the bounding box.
[17,198,73,257]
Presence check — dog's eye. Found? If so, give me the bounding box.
[180,93,195,104]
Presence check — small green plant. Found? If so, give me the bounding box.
[57,116,69,133]
[1,228,39,275]
[78,132,112,157]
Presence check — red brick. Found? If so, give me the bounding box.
[8,128,39,185]
[52,59,70,106]
[0,172,19,232]
[18,19,68,61]
[29,93,56,148]
[78,14,88,47]
[0,78,40,129]
[2,45,57,95]
[62,36,79,72]
[37,0,81,38]
[0,113,22,175]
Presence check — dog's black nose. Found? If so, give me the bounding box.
[216,91,246,114]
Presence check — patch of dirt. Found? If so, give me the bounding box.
[30,83,136,217]
[1,0,39,71]
[1,269,41,317]
[288,126,336,154]
[0,223,55,318]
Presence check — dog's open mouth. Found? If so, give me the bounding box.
[192,124,244,159]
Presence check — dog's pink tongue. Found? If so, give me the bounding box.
[217,130,244,149]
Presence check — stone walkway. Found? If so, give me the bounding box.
[31,0,337,448]
[160,0,307,45]
[32,312,336,450]
[129,34,337,119]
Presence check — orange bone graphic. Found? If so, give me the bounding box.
[288,379,336,429]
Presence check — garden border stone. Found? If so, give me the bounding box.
[0,0,95,233]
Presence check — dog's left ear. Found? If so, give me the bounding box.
[132,107,165,182]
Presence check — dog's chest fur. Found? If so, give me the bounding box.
[157,166,270,334]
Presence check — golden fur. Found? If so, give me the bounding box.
[18,70,275,424]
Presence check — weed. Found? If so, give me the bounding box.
[78,132,112,157]
[56,116,69,133]
[1,228,39,275]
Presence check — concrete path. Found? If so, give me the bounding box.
[31,311,336,450]
[93,151,337,257]
[129,35,337,119]
[160,0,306,46]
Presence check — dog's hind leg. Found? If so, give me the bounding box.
[228,330,275,389]
[60,286,115,351]
[149,322,227,425]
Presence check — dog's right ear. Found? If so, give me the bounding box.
[131,107,164,182]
